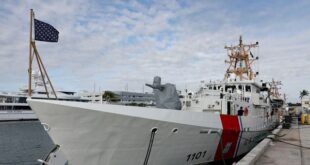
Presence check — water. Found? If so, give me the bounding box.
[0,120,54,165]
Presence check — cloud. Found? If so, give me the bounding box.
[0,0,309,102]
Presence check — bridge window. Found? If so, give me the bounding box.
[245,85,251,92]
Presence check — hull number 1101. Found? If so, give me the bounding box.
[186,150,207,162]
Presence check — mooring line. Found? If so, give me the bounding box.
[143,128,157,165]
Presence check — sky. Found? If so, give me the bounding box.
[0,0,309,102]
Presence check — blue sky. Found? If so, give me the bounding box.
[0,0,310,102]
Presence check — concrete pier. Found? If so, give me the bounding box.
[256,124,310,165]
[237,123,310,165]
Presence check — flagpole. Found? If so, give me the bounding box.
[32,42,58,99]
[28,9,33,97]
[27,10,59,99]
[32,42,50,98]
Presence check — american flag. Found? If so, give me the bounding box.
[34,19,59,42]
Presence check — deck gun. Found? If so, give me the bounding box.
[146,76,181,110]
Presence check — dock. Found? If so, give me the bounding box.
[237,122,310,165]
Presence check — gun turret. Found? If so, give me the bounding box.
[146,76,181,110]
[145,76,164,91]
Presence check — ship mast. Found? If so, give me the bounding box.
[224,36,259,81]
[268,79,282,99]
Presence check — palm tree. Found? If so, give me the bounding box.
[300,90,309,100]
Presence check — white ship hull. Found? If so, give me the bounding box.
[28,99,277,165]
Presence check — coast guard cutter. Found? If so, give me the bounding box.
[28,36,280,165]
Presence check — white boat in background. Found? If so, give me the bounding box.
[28,36,280,165]
[0,92,35,120]
[0,71,88,121]
[0,72,38,121]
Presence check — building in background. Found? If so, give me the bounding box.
[113,91,155,106]
[302,96,310,111]
[79,90,155,106]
